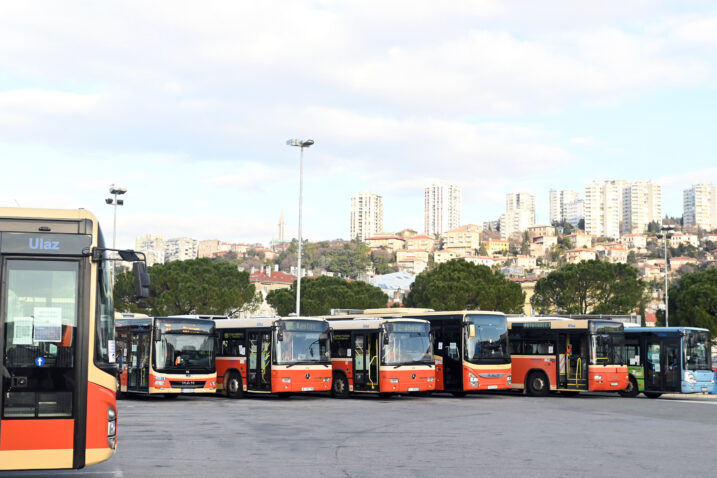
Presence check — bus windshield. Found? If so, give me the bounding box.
[153,320,215,373]
[275,320,330,365]
[464,314,509,364]
[590,323,625,365]
[684,330,711,371]
[382,322,432,366]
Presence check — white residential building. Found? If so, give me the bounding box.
[350,191,384,241]
[164,237,198,262]
[500,192,536,239]
[684,183,717,231]
[135,234,166,266]
[584,180,626,239]
[565,199,584,227]
[549,189,580,224]
[622,181,662,234]
[424,181,462,236]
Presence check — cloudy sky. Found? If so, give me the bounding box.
[1,1,716,248]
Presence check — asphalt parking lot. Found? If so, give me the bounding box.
[3,391,716,478]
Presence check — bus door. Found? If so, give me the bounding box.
[441,323,463,390]
[352,332,379,392]
[248,330,271,392]
[645,338,680,392]
[559,333,587,390]
[127,328,150,392]
[1,258,82,464]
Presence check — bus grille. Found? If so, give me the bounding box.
[169,381,206,389]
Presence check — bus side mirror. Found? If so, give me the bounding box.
[383,333,390,345]
[133,263,151,298]
[469,324,476,338]
[277,329,284,341]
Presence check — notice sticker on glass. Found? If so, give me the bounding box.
[13,317,34,345]
[548,346,554,354]
[108,340,116,363]
[438,342,443,350]
[347,348,351,357]
[239,345,246,356]
[33,307,63,342]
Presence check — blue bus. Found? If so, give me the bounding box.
[621,327,714,398]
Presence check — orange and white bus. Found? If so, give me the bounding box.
[215,317,332,397]
[508,318,629,396]
[328,318,435,397]
[385,311,512,396]
[0,207,149,471]
[115,316,216,396]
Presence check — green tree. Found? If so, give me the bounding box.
[478,244,488,256]
[114,258,261,316]
[665,268,717,336]
[531,260,647,315]
[371,248,397,275]
[627,250,637,264]
[404,259,525,313]
[325,240,372,278]
[266,276,388,316]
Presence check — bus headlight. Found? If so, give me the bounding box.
[323,377,331,382]
[282,378,291,383]
[507,375,512,385]
[107,407,117,450]
[427,377,435,382]
[390,378,399,383]
[469,373,479,387]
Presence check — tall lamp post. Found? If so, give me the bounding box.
[286,139,314,318]
[657,225,674,326]
[106,184,127,281]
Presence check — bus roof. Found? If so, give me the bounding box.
[625,326,710,334]
[508,318,624,330]
[329,317,430,331]
[0,207,98,222]
[213,316,328,329]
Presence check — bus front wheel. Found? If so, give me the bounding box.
[226,372,244,399]
[619,377,640,398]
[331,373,349,399]
[527,371,549,397]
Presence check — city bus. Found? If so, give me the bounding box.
[328,317,435,397]
[507,318,629,396]
[0,207,149,471]
[387,310,511,396]
[115,316,216,396]
[214,317,332,397]
[620,327,714,398]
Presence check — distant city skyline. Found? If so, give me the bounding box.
[1,3,717,247]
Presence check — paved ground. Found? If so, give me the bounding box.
[3,391,716,477]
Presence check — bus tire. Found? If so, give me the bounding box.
[644,392,662,399]
[527,371,549,397]
[619,377,640,398]
[331,373,350,399]
[378,393,393,399]
[225,371,244,399]
[451,391,467,398]
[164,394,179,399]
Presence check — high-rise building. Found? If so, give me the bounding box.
[623,181,662,233]
[549,189,581,224]
[350,191,384,241]
[500,192,536,240]
[164,237,198,262]
[684,183,717,230]
[584,180,626,239]
[278,211,286,243]
[135,234,166,266]
[565,199,584,227]
[424,181,462,236]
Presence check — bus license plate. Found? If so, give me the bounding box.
[302,387,314,392]
[610,382,618,387]
[181,389,194,393]
[488,385,498,389]
[702,387,708,392]
[408,387,419,392]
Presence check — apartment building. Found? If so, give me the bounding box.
[500,192,536,240]
[584,180,626,239]
[365,235,405,252]
[424,181,462,236]
[483,239,509,256]
[165,237,198,262]
[622,181,662,234]
[443,224,482,253]
[549,189,580,224]
[350,191,384,241]
[564,199,584,227]
[135,233,166,266]
[684,183,717,230]
[404,234,436,252]
[565,248,597,264]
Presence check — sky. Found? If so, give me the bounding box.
[1,1,716,249]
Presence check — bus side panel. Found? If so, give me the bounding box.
[509,355,557,390]
[331,358,354,390]
[587,365,628,392]
[271,366,332,393]
[378,366,435,393]
[627,365,645,391]
[0,419,75,471]
[433,355,444,391]
[463,363,511,391]
[84,382,115,466]
[216,357,245,391]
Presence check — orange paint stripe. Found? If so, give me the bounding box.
[0,419,74,451]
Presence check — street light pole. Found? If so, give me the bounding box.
[659,225,674,326]
[286,139,314,318]
[106,184,127,280]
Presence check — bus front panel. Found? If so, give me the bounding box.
[463,314,511,391]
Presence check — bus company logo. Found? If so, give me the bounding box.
[29,237,60,250]
[412,373,416,379]
[305,373,310,379]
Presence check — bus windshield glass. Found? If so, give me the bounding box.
[275,320,330,365]
[153,320,215,373]
[590,322,625,365]
[382,322,432,366]
[684,330,711,371]
[464,314,509,364]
